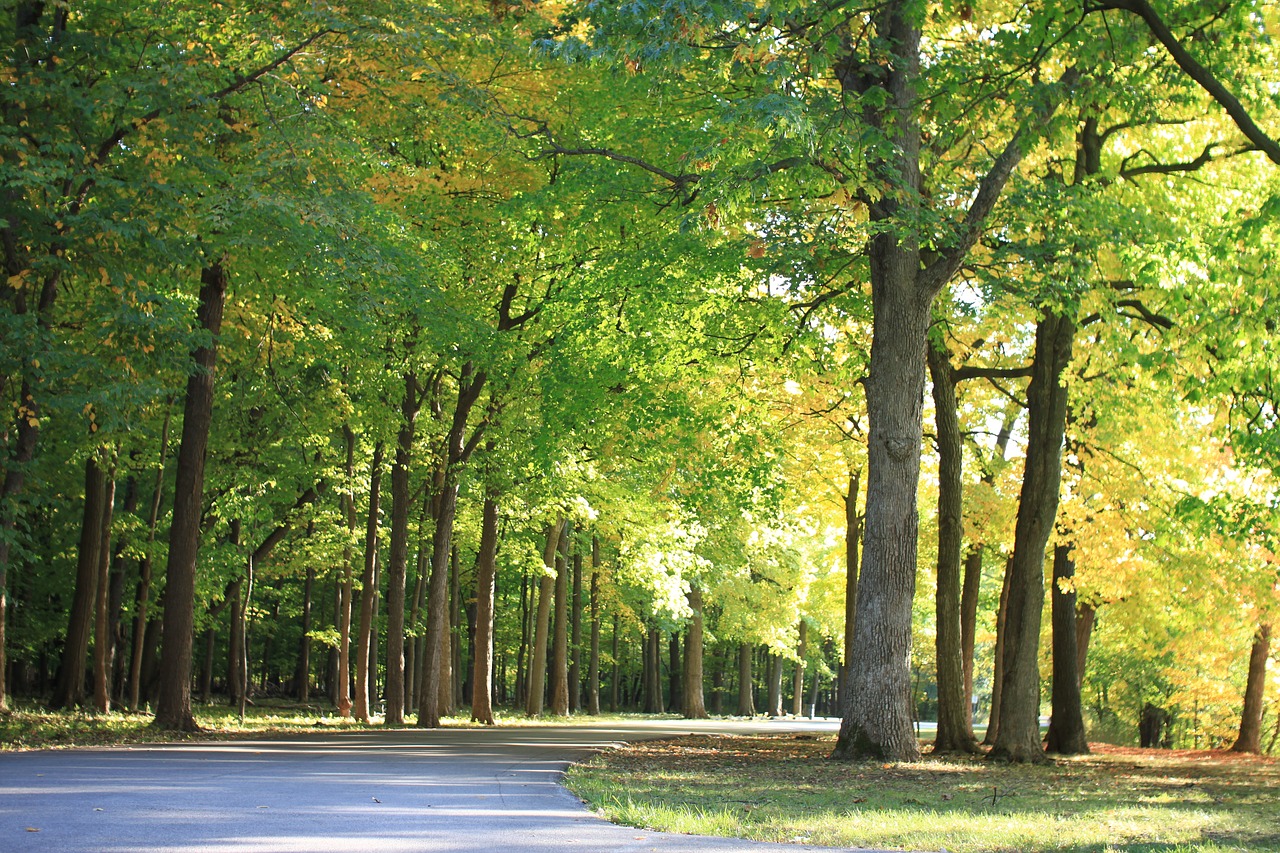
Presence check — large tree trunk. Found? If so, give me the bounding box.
[335,425,357,718]
[1231,622,1272,754]
[587,537,602,716]
[929,341,978,753]
[470,493,500,725]
[384,372,419,725]
[643,627,663,713]
[683,587,708,719]
[737,642,755,716]
[1044,544,1089,754]
[354,443,384,723]
[549,522,571,717]
[128,406,171,711]
[53,455,109,709]
[523,520,562,717]
[792,620,808,717]
[154,261,227,732]
[989,311,1075,763]
[839,469,861,711]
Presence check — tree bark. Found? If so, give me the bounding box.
[587,537,601,716]
[154,261,227,732]
[549,522,571,716]
[643,627,663,713]
[839,469,861,712]
[1075,603,1096,688]
[737,642,755,716]
[53,454,109,709]
[354,443,384,723]
[766,652,784,717]
[792,619,808,717]
[92,464,118,713]
[295,561,314,702]
[524,520,562,717]
[683,587,708,719]
[1230,622,1272,754]
[984,556,1012,746]
[335,425,357,718]
[989,311,1075,763]
[1044,544,1089,754]
[928,341,979,753]
[385,372,419,725]
[470,493,500,725]
[569,543,583,714]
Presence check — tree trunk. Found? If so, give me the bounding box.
[990,311,1075,763]
[984,556,1012,746]
[53,454,109,709]
[295,563,314,702]
[385,372,419,725]
[354,443,384,723]
[587,537,601,716]
[1044,544,1089,754]
[764,652,782,717]
[569,543,583,714]
[960,545,983,725]
[609,613,620,712]
[128,405,171,712]
[470,493,500,725]
[92,464,118,712]
[929,341,978,753]
[737,642,755,716]
[549,522,570,716]
[154,261,227,732]
[792,620,808,717]
[668,632,682,714]
[839,469,861,711]
[1230,622,1272,754]
[643,627,663,713]
[523,520,562,717]
[683,587,708,719]
[336,425,357,718]
[1075,603,1095,689]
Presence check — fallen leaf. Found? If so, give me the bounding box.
[26,828,40,832]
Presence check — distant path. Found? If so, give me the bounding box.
[1,716,882,852]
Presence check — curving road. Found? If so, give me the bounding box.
[1,717,879,853]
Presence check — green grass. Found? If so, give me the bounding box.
[564,734,1280,853]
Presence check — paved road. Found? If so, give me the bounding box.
[1,717,881,853]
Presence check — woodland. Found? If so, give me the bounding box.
[1,0,1277,764]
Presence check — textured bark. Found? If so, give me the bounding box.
[989,312,1074,763]
[549,522,571,716]
[1075,603,1096,688]
[668,633,682,713]
[984,557,1013,746]
[154,262,227,732]
[92,468,117,713]
[1045,544,1089,754]
[792,620,808,717]
[587,537,601,716]
[335,426,357,718]
[737,642,755,716]
[53,455,109,709]
[569,545,583,714]
[683,587,708,719]
[766,653,784,717]
[839,470,861,710]
[524,520,562,717]
[353,443,384,723]
[470,494,500,725]
[929,341,978,753]
[384,372,419,725]
[960,545,983,720]
[1231,623,1272,754]
[643,627,663,713]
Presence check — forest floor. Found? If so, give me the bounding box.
[564,733,1280,853]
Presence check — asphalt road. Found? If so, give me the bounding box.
[1,716,884,853]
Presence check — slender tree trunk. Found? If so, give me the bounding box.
[228,575,244,708]
[766,652,784,717]
[990,311,1074,763]
[683,587,708,719]
[385,373,419,725]
[516,570,529,709]
[92,464,117,712]
[128,406,171,712]
[154,261,227,732]
[737,642,755,716]
[335,425,357,718]
[587,537,601,716]
[1075,603,1096,688]
[642,627,663,713]
[792,620,808,717]
[569,543,583,714]
[960,545,983,723]
[839,469,861,711]
[354,443,384,723]
[549,522,571,717]
[984,556,1012,746]
[295,563,314,702]
[1231,622,1272,754]
[53,455,109,709]
[929,341,978,753]
[609,613,620,712]
[470,494,500,725]
[1045,543,1089,754]
[524,520,562,717]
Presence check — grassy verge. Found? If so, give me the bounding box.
[564,733,1280,853]
[0,702,680,750]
